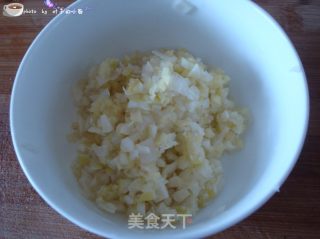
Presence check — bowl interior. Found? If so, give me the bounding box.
[11,0,308,238]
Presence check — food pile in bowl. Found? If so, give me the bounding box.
[69,49,247,217]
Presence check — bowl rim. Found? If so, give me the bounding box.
[10,0,309,238]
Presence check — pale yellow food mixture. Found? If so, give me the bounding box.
[70,49,246,216]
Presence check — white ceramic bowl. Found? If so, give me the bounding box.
[10,0,309,238]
